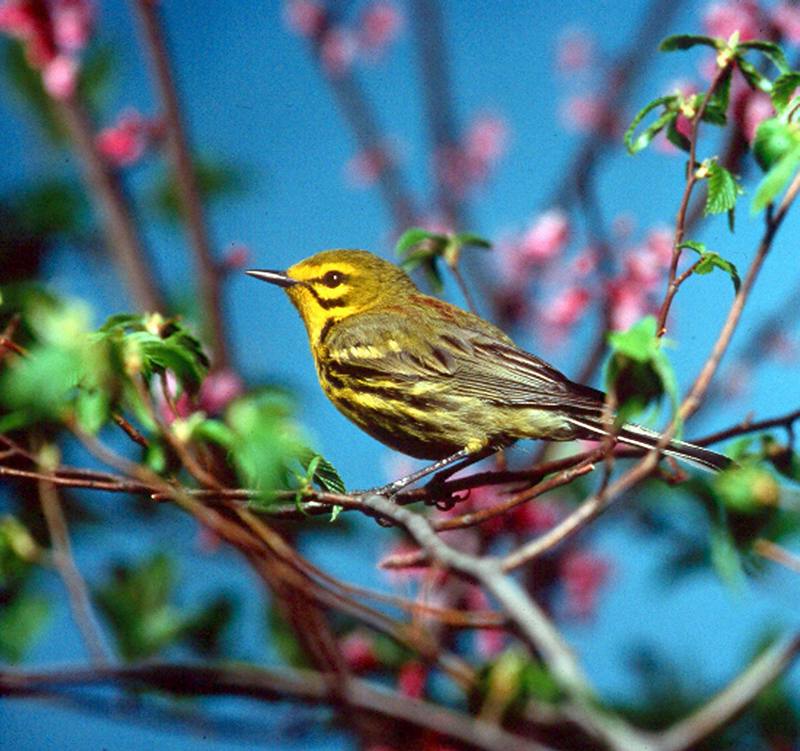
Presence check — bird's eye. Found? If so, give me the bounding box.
[321,270,344,288]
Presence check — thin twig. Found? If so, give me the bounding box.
[355,493,655,751]
[656,62,733,337]
[54,97,164,312]
[37,478,112,664]
[131,0,230,369]
[654,634,800,751]
[0,662,553,751]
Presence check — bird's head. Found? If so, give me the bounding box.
[247,249,417,344]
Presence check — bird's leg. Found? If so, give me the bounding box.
[425,445,497,488]
[364,445,498,498]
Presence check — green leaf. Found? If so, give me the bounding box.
[453,232,492,249]
[713,465,780,514]
[144,441,167,473]
[665,117,691,152]
[194,418,236,451]
[296,447,346,494]
[752,143,800,212]
[678,241,741,293]
[0,516,38,588]
[74,387,111,435]
[624,96,677,154]
[707,65,733,119]
[736,56,771,92]
[4,41,64,144]
[752,118,799,172]
[696,253,741,292]
[607,316,659,362]
[659,35,720,52]
[227,393,307,502]
[395,228,446,256]
[0,593,49,663]
[770,72,800,113]
[709,525,746,588]
[704,161,743,216]
[762,436,800,482]
[737,40,790,73]
[94,553,184,661]
[182,594,235,657]
[606,317,679,424]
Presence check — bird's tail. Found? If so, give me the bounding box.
[565,417,732,473]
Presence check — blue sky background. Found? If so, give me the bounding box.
[2,1,800,749]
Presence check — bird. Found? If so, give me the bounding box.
[247,249,731,494]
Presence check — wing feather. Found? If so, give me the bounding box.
[322,305,604,415]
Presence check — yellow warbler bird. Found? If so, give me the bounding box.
[247,250,730,493]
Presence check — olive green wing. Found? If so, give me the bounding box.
[323,308,604,415]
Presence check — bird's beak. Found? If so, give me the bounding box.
[245,269,300,288]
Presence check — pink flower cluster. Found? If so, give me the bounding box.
[606,226,673,331]
[434,114,509,197]
[283,0,403,77]
[96,109,163,168]
[159,369,245,423]
[0,0,93,100]
[496,211,677,339]
[560,550,612,619]
[703,0,763,41]
[344,141,397,188]
[554,26,619,137]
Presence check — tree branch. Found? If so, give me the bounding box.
[0,662,555,751]
[131,0,231,369]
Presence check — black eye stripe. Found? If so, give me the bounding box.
[305,285,349,309]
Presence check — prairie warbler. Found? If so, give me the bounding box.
[248,250,729,492]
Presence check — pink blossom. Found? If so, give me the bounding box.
[464,113,509,166]
[416,212,454,236]
[359,1,402,55]
[434,144,474,197]
[721,362,752,397]
[0,1,36,38]
[703,1,761,41]
[195,526,222,555]
[340,631,379,672]
[158,372,193,424]
[644,227,674,268]
[283,0,325,37]
[559,94,612,134]
[96,109,155,167]
[607,278,650,331]
[42,53,77,99]
[612,214,636,241]
[555,27,594,73]
[345,144,394,188]
[397,660,427,698]
[773,2,800,44]
[511,499,562,534]
[738,89,774,143]
[541,286,592,328]
[560,550,611,619]
[222,243,250,271]
[320,26,357,77]
[764,332,798,363]
[624,251,662,289]
[571,247,599,277]
[476,627,506,658]
[51,0,93,52]
[517,209,571,265]
[199,369,244,416]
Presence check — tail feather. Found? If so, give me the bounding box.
[565,417,732,473]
